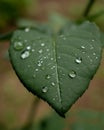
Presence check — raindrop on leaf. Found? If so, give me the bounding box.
[42,86,48,93]
[68,71,76,79]
[14,41,24,51]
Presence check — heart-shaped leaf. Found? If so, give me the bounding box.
[9,22,102,117]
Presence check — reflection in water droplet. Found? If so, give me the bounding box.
[25,28,30,32]
[45,75,51,79]
[21,51,30,59]
[26,46,31,50]
[41,43,45,46]
[42,86,48,93]
[14,41,24,51]
[75,57,82,64]
[68,71,76,78]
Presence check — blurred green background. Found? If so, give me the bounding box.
[0,0,104,130]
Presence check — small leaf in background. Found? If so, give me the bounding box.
[69,110,104,130]
[9,21,102,117]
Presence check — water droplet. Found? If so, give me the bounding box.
[26,46,31,50]
[45,75,51,79]
[24,40,27,42]
[41,43,45,46]
[90,45,94,50]
[38,62,42,67]
[42,86,48,93]
[38,49,43,53]
[33,74,36,78]
[63,37,66,40]
[95,56,98,59]
[51,58,54,60]
[27,65,31,68]
[75,57,82,64]
[21,51,30,59]
[32,49,35,52]
[93,52,96,56]
[51,82,55,86]
[25,28,30,32]
[14,41,24,50]
[51,66,56,69]
[46,49,49,52]
[53,98,55,101]
[35,68,38,71]
[41,67,45,70]
[58,56,61,59]
[81,46,85,49]
[59,35,64,38]
[68,71,76,78]
[92,39,95,42]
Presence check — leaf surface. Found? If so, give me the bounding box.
[9,22,102,117]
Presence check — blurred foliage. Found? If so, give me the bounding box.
[69,110,104,130]
[13,113,65,130]
[0,0,32,30]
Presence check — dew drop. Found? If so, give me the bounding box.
[41,43,45,46]
[51,82,55,86]
[75,57,82,64]
[50,58,54,60]
[42,86,48,93]
[33,74,36,78]
[14,41,24,51]
[25,28,30,32]
[68,71,76,78]
[53,98,55,101]
[41,67,45,70]
[35,68,38,71]
[46,49,49,52]
[58,56,61,59]
[63,37,66,40]
[45,75,51,79]
[32,49,35,52]
[38,62,42,67]
[93,52,96,56]
[26,46,31,50]
[21,51,30,59]
[81,46,85,49]
[38,49,43,53]
[92,39,95,42]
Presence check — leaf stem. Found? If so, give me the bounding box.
[23,97,40,130]
[83,0,96,17]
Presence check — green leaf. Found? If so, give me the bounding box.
[9,22,102,117]
[100,31,104,47]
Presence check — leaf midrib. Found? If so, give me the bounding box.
[53,39,62,109]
